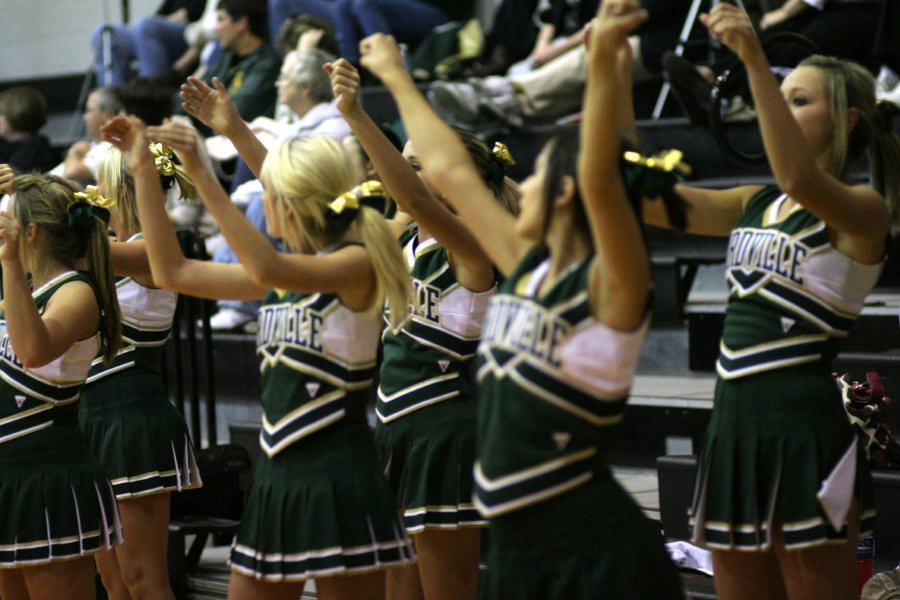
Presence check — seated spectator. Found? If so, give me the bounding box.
[204,44,352,330]
[429,0,689,129]
[92,0,206,86]
[0,86,57,173]
[461,0,540,78]
[49,86,122,186]
[178,0,282,135]
[505,0,598,77]
[332,0,474,65]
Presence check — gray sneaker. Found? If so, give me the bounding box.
[428,81,484,125]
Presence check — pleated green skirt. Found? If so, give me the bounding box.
[230,420,416,582]
[480,468,684,599]
[80,370,202,499]
[375,397,486,533]
[0,420,121,567]
[691,364,875,550]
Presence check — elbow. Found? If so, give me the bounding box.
[19,349,52,370]
[244,260,277,289]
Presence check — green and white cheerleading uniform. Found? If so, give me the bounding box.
[691,186,882,551]
[230,278,415,581]
[0,271,122,567]
[475,248,683,599]
[376,228,491,532]
[81,234,201,499]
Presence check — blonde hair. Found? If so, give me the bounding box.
[96,146,197,236]
[800,55,900,229]
[11,174,121,364]
[261,136,410,327]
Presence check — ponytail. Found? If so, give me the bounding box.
[357,207,410,330]
[86,218,123,364]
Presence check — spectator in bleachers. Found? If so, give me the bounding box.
[49,86,122,186]
[646,3,900,599]
[0,86,57,174]
[428,0,689,129]
[331,0,475,66]
[504,0,599,77]
[267,0,339,43]
[178,0,281,135]
[200,44,352,331]
[92,0,207,86]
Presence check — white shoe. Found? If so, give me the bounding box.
[208,308,254,332]
[877,81,900,106]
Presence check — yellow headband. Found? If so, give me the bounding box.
[149,143,176,177]
[72,185,116,209]
[622,149,692,177]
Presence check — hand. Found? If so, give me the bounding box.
[180,76,241,135]
[298,28,324,51]
[0,164,13,195]
[0,211,20,263]
[700,2,762,65]
[66,141,91,160]
[325,59,362,117]
[586,0,647,63]
[359,34,408,85]
[100,115,154,173]
[146,120,206,174]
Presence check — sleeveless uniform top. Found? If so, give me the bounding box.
[717,186,883,380]
[87,233,177,383]
[0,271,100,445]
[474,247,648,518]
[377,227,494,423]
[256,284,381,458]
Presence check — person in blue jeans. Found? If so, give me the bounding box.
[92,0,206,85]
[332,0,473,65]
[267,0,338,42]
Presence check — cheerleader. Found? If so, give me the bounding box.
[0,172,122,600]
[101,115,415,600]
[79,146,203,600]
[357,0,684,597]
[643,3,900,599]
[326,57,518,600]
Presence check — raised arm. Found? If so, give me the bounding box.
[101,116,266,302]
[147,121,378,306]
[0,212,99,368]
[360,34,528,277]
[180,76,270,178]
[702,3,890,255]
[579,0,651,331]
[326,58,495,291]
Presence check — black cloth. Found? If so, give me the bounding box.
[874,0,900,74]
[637,0,692,74]
[538,0,600,36]
[156,0,207,22]
[484,0,541,62]
[424,0,474,21]
[763,0,881,71]
[0,135,58,174]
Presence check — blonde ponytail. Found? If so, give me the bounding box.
[86,219,122,364]
[356,207,410,330]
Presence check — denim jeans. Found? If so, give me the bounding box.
[92,17,188,85]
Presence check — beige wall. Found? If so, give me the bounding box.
[0,0,159,82]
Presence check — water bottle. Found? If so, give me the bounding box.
[857,537,875,598]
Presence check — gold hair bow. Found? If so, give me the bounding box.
[73,185,117,209]
[149,143,176,177]
[492,142,516,167]
[328,190,361,216]
[622,149,692,177]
